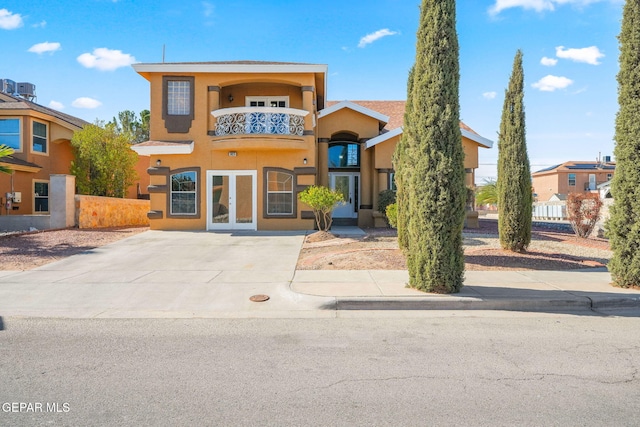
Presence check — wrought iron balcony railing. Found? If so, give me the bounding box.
[211,107,308,137]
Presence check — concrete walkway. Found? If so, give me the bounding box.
[0,230,638,318]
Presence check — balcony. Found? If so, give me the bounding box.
[211,107,309,137]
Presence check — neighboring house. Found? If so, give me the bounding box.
[131,61,493,231]
[0,91,88,215]
[532,160,615,202]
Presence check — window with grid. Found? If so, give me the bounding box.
[167,81,191,115]
[0,118,20,150]
[171,171,197,215]
[568,173,576,186]
[33,121,47,153]
[267,171,293,215]
[34,181,49,213]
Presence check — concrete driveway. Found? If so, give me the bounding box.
[0,230,336,318]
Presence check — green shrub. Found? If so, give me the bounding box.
[298,186,344,231]
[377,189,396,213]
[386,203,398,228]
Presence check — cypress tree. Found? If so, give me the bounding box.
[608,1,640,288]
[399,0,465,293]
[497,50,532,252]
[393,66,415,253]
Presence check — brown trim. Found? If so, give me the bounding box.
[162,76,195,133]
[166,167,202,219]
[296,184,310,193]
[263,167,297,219]
[294,167,317,175]
[302,130,314,136]
[301,210,315,220]
[208,86,220,92]
[301,86,314,92]
[147,210,163,220]
[148,185,167,193]
[318,138,330,143]
[207,130,216,136]
[378,168,394,174]
[360,205,373,210]
[147,166,170,176]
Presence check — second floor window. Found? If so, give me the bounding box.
[246,97,289,108]
[33,121,47,153]
[167,81,191,115]
[0,118,20,150]
[568,173,576,186]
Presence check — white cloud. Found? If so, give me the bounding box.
[532,75,574,91]
[77,48,136,71]
[358,29,398,48]
[540,56,558,66]
[489,0,610,16]
[483,91,497,100]
[202,1,214,17]
[28,41,61,55]
[72,97,102,109]
[555,45,604,65]
[32,20,46,28]
[48,100,64,110]
[0,8,23,30]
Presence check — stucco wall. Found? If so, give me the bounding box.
[75,195,150,228]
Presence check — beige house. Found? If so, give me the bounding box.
[132,61,493,231]
[532,160,615,202]
[0,92,87,215]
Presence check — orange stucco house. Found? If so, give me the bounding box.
[532,160,615,202]
[0,91,88,215]
[132,61,493,231]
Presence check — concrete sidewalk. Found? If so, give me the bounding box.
[291,269,640,311]
[0,229,638,318]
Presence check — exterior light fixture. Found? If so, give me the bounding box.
[303,158,308,165]
[228,94,234,102]
[156,159,161,166]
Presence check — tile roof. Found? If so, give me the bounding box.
[134,140,193,147]
[326,100,481,135]
[139,60,323,66]
[0,93,88,129]
[533,161,616,175]
[0,156,42,169]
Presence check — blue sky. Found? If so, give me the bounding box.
[0,0,624,183]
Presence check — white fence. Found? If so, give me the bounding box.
[532,203,567,220]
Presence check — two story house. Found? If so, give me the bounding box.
[532,159,615,202]
[0,91,88,215]
[132,61,493,231]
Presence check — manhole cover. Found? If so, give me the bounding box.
[250,294,270,302]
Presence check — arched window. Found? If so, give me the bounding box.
[328,143,360,168]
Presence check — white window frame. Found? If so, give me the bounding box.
[266,171,294,215]
[568,173,576,187]
[246,96,289,108]
[33,179,49,214]
[0,117,22,153]
[167,80,191,116]
[170,171,197,215]
[32,120,48,155]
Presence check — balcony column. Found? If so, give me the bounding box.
[301,86,315,134]
[318,138,329,187]
[207,86,220,136]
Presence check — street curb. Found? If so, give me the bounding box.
[335,296,594,311]
[590,296,640,309]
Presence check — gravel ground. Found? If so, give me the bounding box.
[0,227,148,271]
[298,219,611,271]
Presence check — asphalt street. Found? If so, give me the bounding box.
[1,314,639,426]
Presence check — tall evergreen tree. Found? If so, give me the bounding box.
[397,0,465,293]
[497,50,532,252]
[393,66,415,253]
[608,1,640,288]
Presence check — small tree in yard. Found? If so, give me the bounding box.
[567,193,603,238]
[299,186,344,231]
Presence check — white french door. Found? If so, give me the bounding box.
[206,170,257,230]
[330,172,359,219]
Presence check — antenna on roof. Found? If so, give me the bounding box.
[162,44,165,63]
